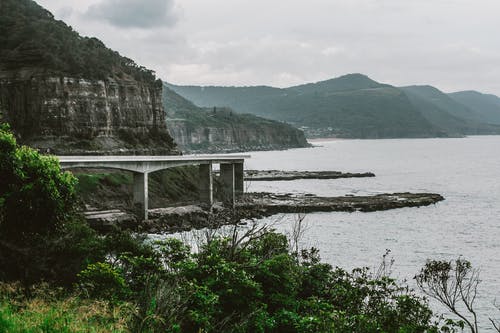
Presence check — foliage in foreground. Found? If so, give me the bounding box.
[1,229,451,333]
[1,123,492,332]
[0,283,133,333]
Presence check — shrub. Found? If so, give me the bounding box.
[78,262,129,300]
[0,123,77,240]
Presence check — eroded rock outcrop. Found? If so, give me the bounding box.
[0,0,178,155]
[0,72,177,155]
[167,118,309,153]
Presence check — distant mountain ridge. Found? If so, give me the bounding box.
[166,74,500,138]
[448,90,500,125]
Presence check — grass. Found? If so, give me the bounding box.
[75,173,133,194]
[0,283,133,332]
[72,167,200,209]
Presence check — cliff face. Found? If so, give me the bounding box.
[167,119,308,153]
[163,86,309,153]
[0,0,178,155]
[0,72,177,155]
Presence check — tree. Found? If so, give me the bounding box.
[0,123,77,240]
[416,258,480,333]
[0,123,92,284]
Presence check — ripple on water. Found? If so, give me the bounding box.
[244,137,500,330]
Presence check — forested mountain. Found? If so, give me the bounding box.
[0,0,177,155]
[401,86,500,136]
[288,73,388,94]
[0,0,154,81]
[402,86,484,123]
[448,90,500,125]
[163,86,308,152]
[167,74,500,138]
[167,74,440,138]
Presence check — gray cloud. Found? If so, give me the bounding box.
[35,0,500,95]
[85,0,178,28]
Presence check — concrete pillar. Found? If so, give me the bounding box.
[199,163,213,207]
[220,163,235,207]
[234,162,244,198]
[133,172,148,221]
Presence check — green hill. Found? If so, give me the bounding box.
[167,74,500,138]
[289,73,389,94]
[163,86,309,152]
[400,86,500,136]
[0,0,154,81]
[448,90,500,125]
[167,74,440,138]
[0,0,177,155]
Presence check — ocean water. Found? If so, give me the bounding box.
[244,136,500,330]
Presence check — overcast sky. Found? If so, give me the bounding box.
[36,0,500,94]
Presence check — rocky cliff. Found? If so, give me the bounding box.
[0,0,177,155]
[167,117,309,153]
[163,86,309,153]
[0,72,176,155]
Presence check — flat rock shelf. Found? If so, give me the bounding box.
[244,170,375,181]
[84,192,444,233]
[239,192,444,215]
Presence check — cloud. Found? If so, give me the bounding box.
[36,0,500,95]
[85,0,179,28]
[55,6,73,20]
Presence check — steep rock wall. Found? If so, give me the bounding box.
[163,86,309,153]
[167,120,309,153]
[0,72,177,155]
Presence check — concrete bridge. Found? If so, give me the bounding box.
[58,155,250,220]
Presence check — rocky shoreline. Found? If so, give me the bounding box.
[244,170,375,181]
[84,192,444,233]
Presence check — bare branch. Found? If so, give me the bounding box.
[415,258,480,333]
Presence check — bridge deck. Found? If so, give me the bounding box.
[58,154,251,162]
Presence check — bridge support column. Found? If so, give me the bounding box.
[199,163,213,207]
[220,163,235,207]
[234,162,244,198]
[133,172,148,221]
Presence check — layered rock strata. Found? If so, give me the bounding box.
[0,72,177,155]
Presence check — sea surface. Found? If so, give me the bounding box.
[243,136,500,330]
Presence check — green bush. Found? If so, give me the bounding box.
[78,262,129,300]
[124,230,445,333]
[0,124,102,284]
[0,123,77,240]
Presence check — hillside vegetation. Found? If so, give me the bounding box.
[401,85,500,136]
[0,0,155,81]
[167,74,500,138]
[448,90,500,125]
[0,0,179,155]
[163,86,309,152]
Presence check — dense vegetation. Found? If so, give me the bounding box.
[448,90,500,125]
[401,86,500,135]
[163,86,308,152]
[1,123,467,332]
[166,74,500,138]
[3,123,499,331]
[0,0,157,82]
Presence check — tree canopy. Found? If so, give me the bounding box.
[0,0,157,82]
[0,123,77,240]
